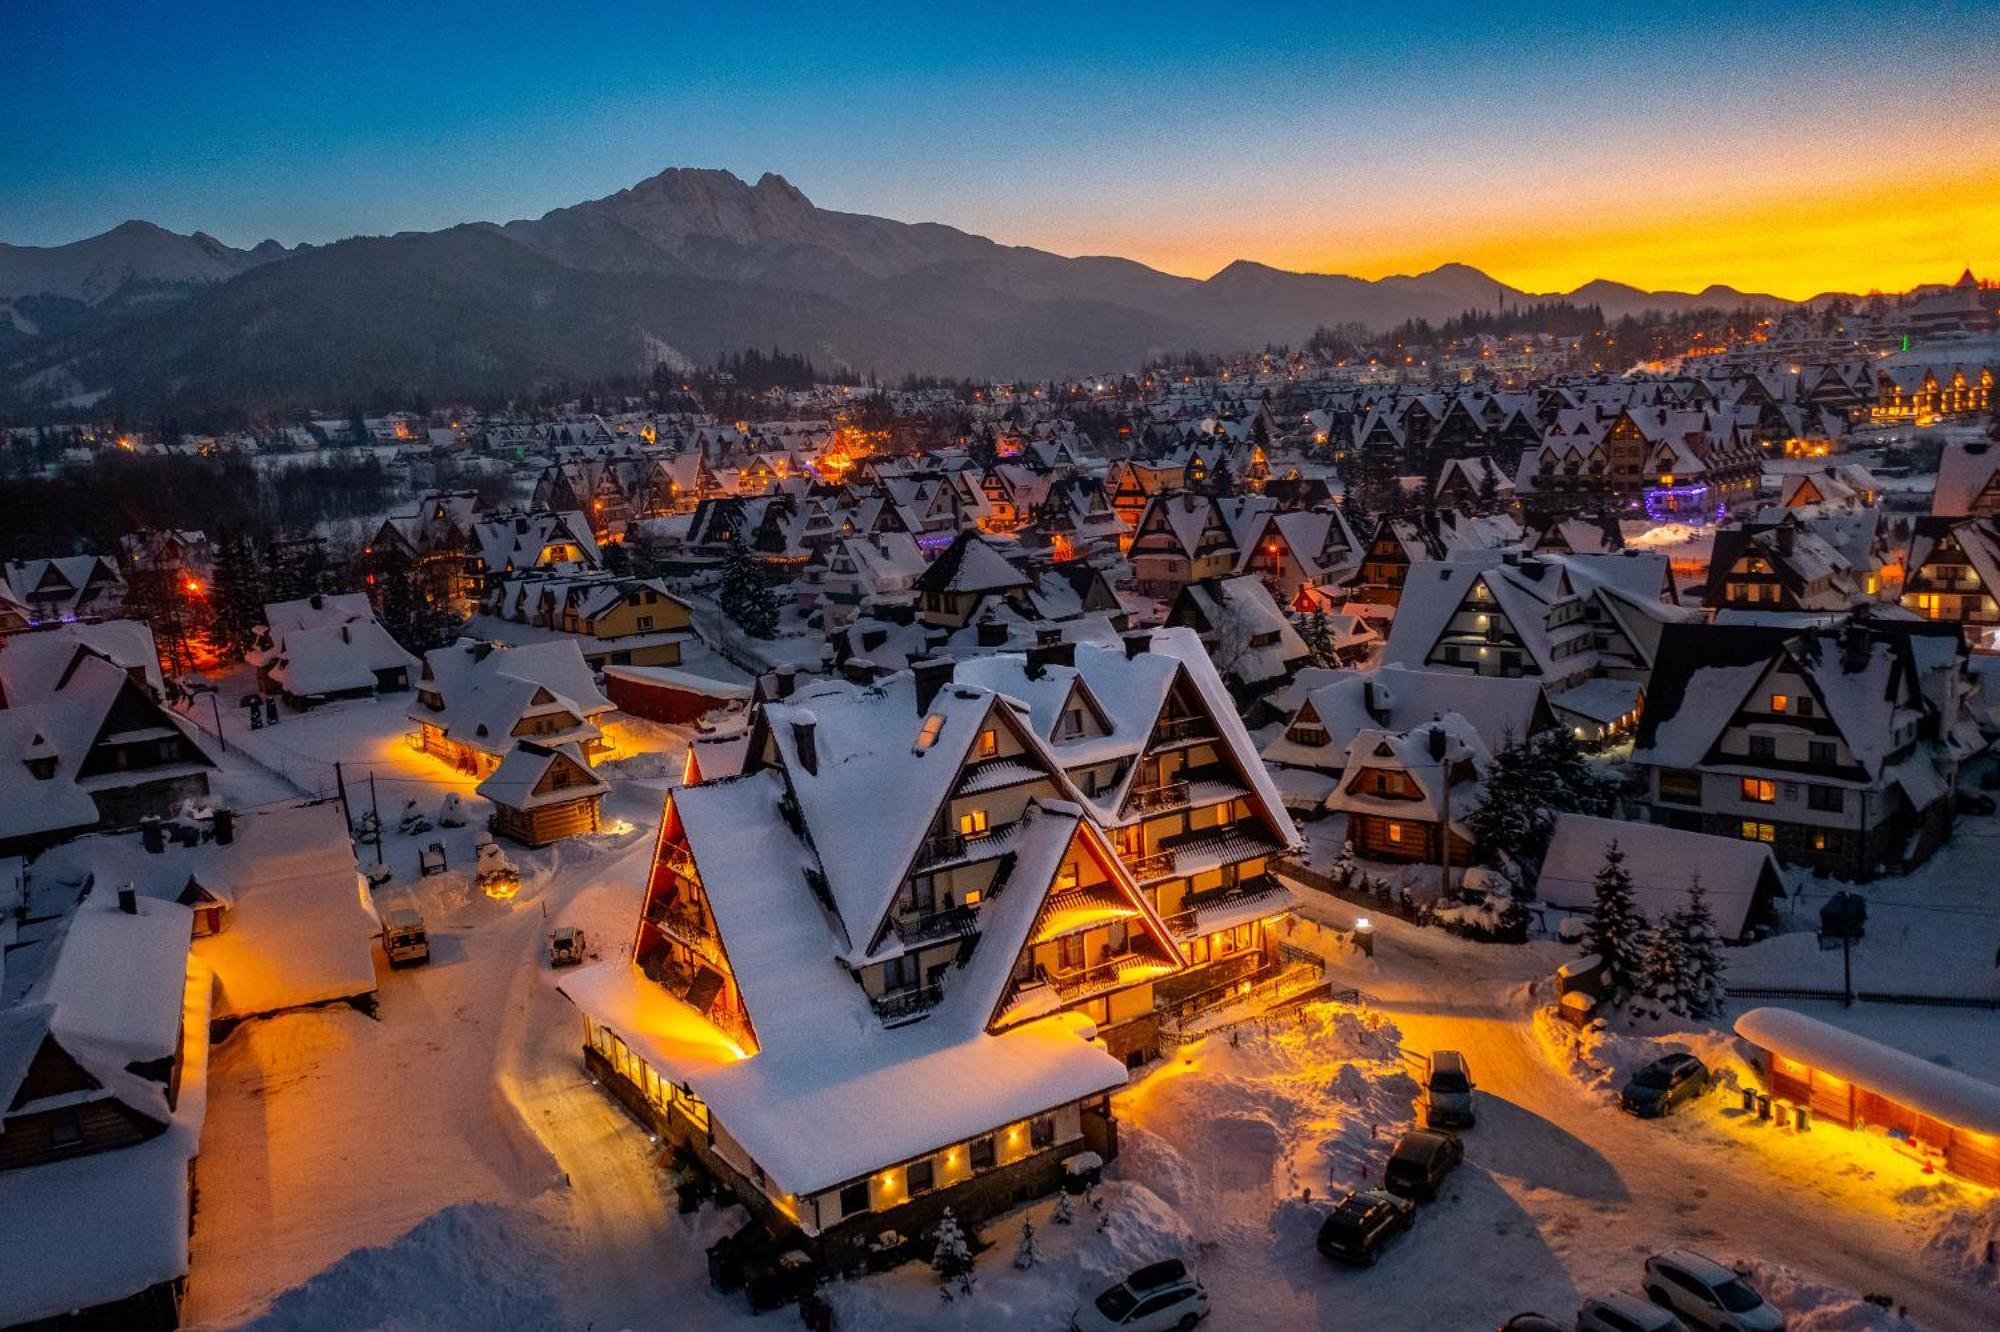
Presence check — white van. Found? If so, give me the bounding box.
[1425,1050,1476,1128]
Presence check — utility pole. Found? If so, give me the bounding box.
[334,760,351,833]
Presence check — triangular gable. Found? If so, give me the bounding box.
[637,793,764,1055]
[984,818,1183,1033]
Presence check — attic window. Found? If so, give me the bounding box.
[1769,694,1788,713]
[977,728,998,758]
[915,714,946,750]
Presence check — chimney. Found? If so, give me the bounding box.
[117,883,137,915]
[1427,722,1448,762]
[791,717,818,775]
[141,819,166,854]
[1363,680,1388,725]
[309,592,324,611]
[773,666,796,699]
[1776,521,1796,556]
[977,620,1010,648]
[913,658,954,713]
[1840,622,1870,674]
[1035,627,1062,647]
[1027,638,1075,676]
[212,807,235,846]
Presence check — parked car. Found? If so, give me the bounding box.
[1578,1292,1686,1332]
[1383,1128,1464,1201]
[1073,1258,1208,1332]
[1425,1049,1477,1128]
[1502,1316,1574,1332]
[1643,1249,1784,1331]
[381,907,430,967]
[1315,1188,1416,1265]
[549,926,587,967]
[1620,1054,1710,1118]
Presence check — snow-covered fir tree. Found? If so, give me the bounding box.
[1636,918,1688,1018]
[1673,876,1729,1019]
[1298,607,1338,668]
[931,1208,973,1300]
[1052,1190,1075,1225]
[1468,728,1621,892]
[718,538,779,639]
[1013,1218,1039,1270]
[1583,840,1648,1000]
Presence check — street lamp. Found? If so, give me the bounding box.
[1353,916,1375,957]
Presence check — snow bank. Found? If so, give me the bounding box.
[1737,1258,1922,1331]
[232,1201,570,1332]
[1918,1197,2000,1291]
[1530,1002,1742,1103]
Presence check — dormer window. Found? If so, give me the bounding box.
[915,714,946,750]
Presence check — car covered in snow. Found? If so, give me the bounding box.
[1425,1049,1477,1128]
[1072,1258,1208,1332]
[1619,1053,1710,1118]
[1315,1188,1415,1265]
[1643,1249,1784,1331]
[1577,1292,1685,1332]
[549,926,587,967]
[380,906,430,967]
[1383,1128,1464,1201]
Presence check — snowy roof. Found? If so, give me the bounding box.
[1261,663,1549,770]
[476,741,608,810]
[0,958,209,1327]
[262,592,374,638]
[1931,440,2000,518]
[417,640,610,748]
[1171,576,1308,686]
[30,801,376,1021]
[275,616,419,697]
[1735,1007,2000,1136]
[0,620,163,697]
[912,531,1031,595]
[1537,814,1781,940]
[578,768,1127,1199]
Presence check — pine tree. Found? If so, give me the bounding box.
[1013,1218,1039,1270]
[1674,876,1729,1019]
[1583,840,1648,1000]
[209,529,267,660]
[1298,607,1338,668]
[930,1208,973,1300]
[1637,919,1687,1018]
[719,539,779,639]
[1476,467,1502,515]
[1052,1191,1075,1225]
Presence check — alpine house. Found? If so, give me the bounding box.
[558,629,1303,1270]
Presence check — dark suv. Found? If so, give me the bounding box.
[1383,1128,1464,1201]
[1619,1053,1710,1118]
[1316,1188,1416,1265]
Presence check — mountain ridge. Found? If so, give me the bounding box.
[0,167,1823,409]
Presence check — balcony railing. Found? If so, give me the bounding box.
[1151,716,1215,746]
[656,847,699,886]
[1045,952,1148,999]
[913,830,966,867]
[1162,875,1288,936]
[892,903,979,947]
[1124,848,1178,882]
[646,896,726,967]
[871,982,944,1025]
[1127,780,1190,815]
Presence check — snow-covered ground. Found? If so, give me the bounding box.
[170,672,2000,1331]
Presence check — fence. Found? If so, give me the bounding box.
[1726,984,2000,1010]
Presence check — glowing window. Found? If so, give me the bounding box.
[1056,861,1080,891]
[1769,694,1788,713]
[958,809,989,836]
[977,728,998,758]
[1740,778,1777,803]
[1739,820,1776,843]
[1386,823,1404,843]
[915,714,946,750]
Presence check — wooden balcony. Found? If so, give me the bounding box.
[1126,779,1190,815]
[913,830,967,868]
[892,903,980,947]
[1124,848,1179,882]
[871,981,944,1025]
[1151,716,1215,747]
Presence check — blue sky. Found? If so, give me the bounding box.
[4,1,1996,292]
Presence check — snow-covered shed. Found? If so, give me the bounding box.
[1735,1006,2000,1186]
[477,741,609,847]
[1536,813,1784,941]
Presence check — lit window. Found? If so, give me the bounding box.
[1740,778,1777,803]
[1739,820,1776,843]
[977,728,998,758]
[958,809,989,836]
[1056,861,1080,891]
[1386,823,1403,843]
[1770,694,1788,713]
[916,714,946,750]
